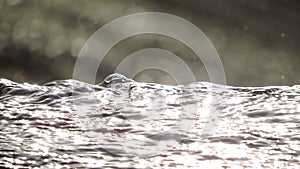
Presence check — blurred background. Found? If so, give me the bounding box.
[0,0,299,86]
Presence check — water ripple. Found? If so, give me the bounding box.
[0,74,299,168]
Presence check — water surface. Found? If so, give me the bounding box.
[0,74,299,168]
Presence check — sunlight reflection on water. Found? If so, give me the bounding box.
[0,74,299,168]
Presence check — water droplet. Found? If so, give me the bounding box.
[100,73,133,87]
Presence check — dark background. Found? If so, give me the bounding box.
[0,0,299,86]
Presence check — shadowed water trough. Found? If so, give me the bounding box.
[0,74,299,168]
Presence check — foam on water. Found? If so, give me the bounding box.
[0,74,299,168]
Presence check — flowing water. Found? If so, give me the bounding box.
[0,74,299,168]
